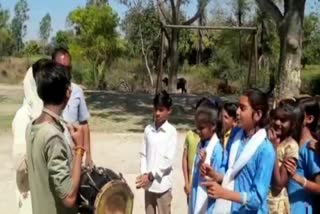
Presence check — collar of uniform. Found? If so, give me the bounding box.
[225,129,231,138]
[151,120,169,132]
[42,108,66,132]
[200,139,210,148]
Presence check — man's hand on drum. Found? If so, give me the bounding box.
[84,155,94,169]
[135,173,151,189]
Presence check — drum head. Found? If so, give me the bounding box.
[94,180,134,214]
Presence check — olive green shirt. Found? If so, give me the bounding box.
[26,122,77,214]
[184,130,200,180]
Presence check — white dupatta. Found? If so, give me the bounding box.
[213,128,267,214]
[189,134,219,214]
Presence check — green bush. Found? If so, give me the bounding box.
[23,41,41,56]
[72,57,155,92]
[182,64,213,84]
[301,65,320,95]
[105,58,152,92]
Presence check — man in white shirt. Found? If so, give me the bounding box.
[136,90,177,214]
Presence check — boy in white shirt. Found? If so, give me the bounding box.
[136,90,177,214]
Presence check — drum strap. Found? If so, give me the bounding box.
[86,171,100,192]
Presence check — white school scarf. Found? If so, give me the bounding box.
[213,128,267,214]
[190,134,219,214]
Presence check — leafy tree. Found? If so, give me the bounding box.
[0,29,15,56]
[122,3,160,56]
[0,3,10,28]
[303,12,320,65]
[156,0,210,92]
[68,5,122,88]
[121,0,210,92]
[122,2,162,85]
[0,4,14,56]
[23,40,41,56]
[39,13,52,50]
[86,0,108,7]
[51,30,74,49]
[11,0,29,53]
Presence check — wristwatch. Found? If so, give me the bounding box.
[148,172,154,182]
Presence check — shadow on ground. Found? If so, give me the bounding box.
[0,84,238,134]
[86,91,206,133]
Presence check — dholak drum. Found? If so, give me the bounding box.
[77,167,134,214]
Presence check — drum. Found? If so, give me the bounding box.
[77,167,134,214]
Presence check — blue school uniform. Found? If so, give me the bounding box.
[189,139,224,214]
[224,128,276,214]
[225,127,242,154]
[288,141,320,214]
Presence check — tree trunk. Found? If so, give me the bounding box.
[197,13,203,64]
[92,60,98,89]
[155,0,207,93]
[168,28,179,93]
[238,1,242,64]
[276,3,304,99]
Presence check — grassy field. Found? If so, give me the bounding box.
[302,65,320,81]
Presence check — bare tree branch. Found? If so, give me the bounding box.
[156,0,171,23]
[139,24,154,86]
[176,0,182,12]
[154,0,170,40]
[255,0,283,24]
[182,0,208,25]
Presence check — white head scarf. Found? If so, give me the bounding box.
[22,66,44,119]
[12,66,44,156]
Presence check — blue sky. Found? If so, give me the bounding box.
[2,0,128,40]
[1,0,316,41]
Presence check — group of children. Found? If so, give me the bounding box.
[138,89,320,214]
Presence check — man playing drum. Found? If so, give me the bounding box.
[26,61,84,214]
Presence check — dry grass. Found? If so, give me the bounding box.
[0,86,24,134]
[0,57,30,84]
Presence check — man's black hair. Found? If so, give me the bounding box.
[32,58,51,79]
[36,61,71,105]
[153,90,172,109]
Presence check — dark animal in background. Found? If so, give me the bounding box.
[162,77,187,94]
[177,78,187,94]
[162,77,169,86]
[217,79,236,94]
